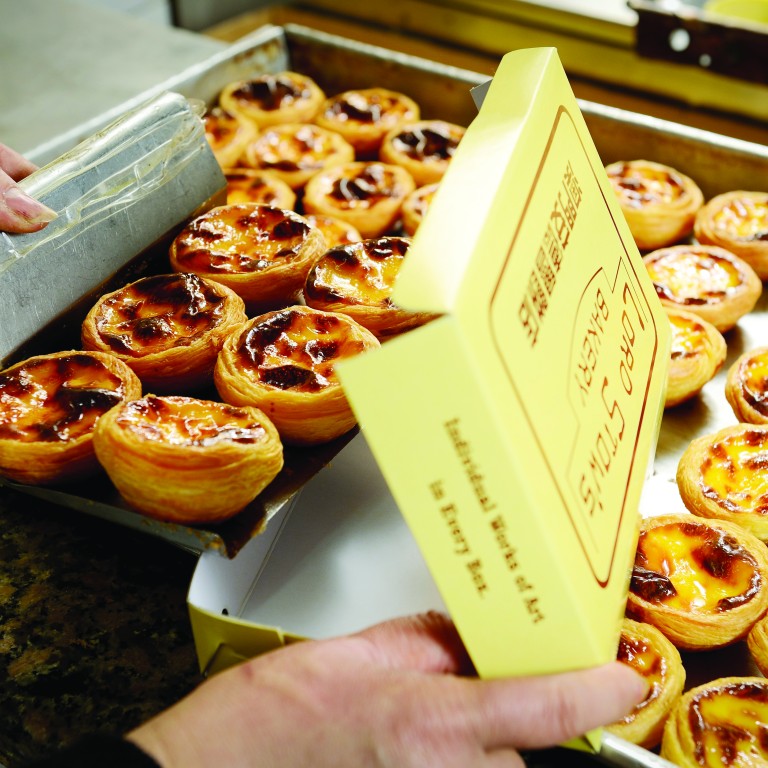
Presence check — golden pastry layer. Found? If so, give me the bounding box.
[662,677,768,767]
[726,347,768,424]
[82,272,247,392]
[303,161,416,238]
[223,168,296,209]
[379,119,465,186]
[664,307,726,408]
[605,159,704,250]
[695,191,768,279]
[643,243,761,332]
[93,394,283,524]
[677,423,768,543]
[315,87,420,157]
[169,204,326,311]
[303,214,362,249]
[242,122,355,189]
[401,182,438,236]
[219,71,325,128]
[215,305,380,445]
[304,236,435,338]
[203,106,257,168]
[626,514,768,649]
[0,350,141,485]
[747,613,768,677]
[606,618,685,749]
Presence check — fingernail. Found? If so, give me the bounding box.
[3,187,58,225]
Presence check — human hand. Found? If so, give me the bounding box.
[128,611,647,767]
[0,143,57,233]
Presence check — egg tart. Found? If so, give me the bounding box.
[314,87,421,157]
[169,204,326,312]
[214,305,380,445]
[303,161,416,239]
[605,618,685,749]
[643,244,761,332]
[0,350,141,485]
[664,308,726,408]
[218,71,325,128]
[379,120,465,186]
[303,214,362,249]
[93,394,283,524]
[695,190,768,279]
[304,236,435,338]
[726,347,768,424]
[748,613,768,676]
[661,677,768,767]
[203,105,257,168]
[401,182,439,236]
[626,513,768,650]
[223,168,296,209]
[605,160,704,251]
[242,122,355,190]
[677,423,768,543]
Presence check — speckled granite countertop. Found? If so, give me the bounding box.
[0,487,202,768]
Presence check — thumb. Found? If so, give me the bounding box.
[0,177,57,234]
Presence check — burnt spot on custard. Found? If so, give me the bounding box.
[94,273,226,356]
[741,357,768,415]
[204,108,238,143]
[330,165,398,204]
[327,94,383,123]
[231,74,310,112]
[616,634,663,719]
[651,251,736,306]
[0,353,124,443]
[609,163,684,209]
[391,125,458,160]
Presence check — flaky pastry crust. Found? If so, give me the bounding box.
[677,423,768,543]
[695,190,768,279]
[643,244,761,332]
[661,677,768,767]
[214,305,380,445]
[0,350,142,485]
[747,613,768,676]
[726,347,768,424]
[203,106,257,168]
[242,122,355,189]
[223,168,296,209]
[304,236,436,338]
[93,394,283,524]
[82,272,247,393]
[315,87,420,157]
[303,161,416,238]
[626,513,768,650]
[379,120,465,186]
[169,204,327,312]
[401,182,439,236]
[303,214,362,249]
[219,71,325,128]
[606,618,685,749]
[664,307,726,408]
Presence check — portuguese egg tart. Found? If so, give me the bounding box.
[303,214,362,249]
[643,243,761,332]
[0,350,141,485]
[695,191,768,279]
[664,307,727,408]
[605,618,686,750]
[401,182,439,236]
[379,120,465,186]
[303,161,416,239]
[93,394,283,524]
[223,167,296,209]
[661,677,768,767]
[218,71,325,128]
[82,272,247,393]
[677,423,768,543]
[726,347,768,424]
[747,613,768,676]
[169,204,326,312]
[242,122,355,190]
[605,159,704,251]
[214,305,380,446]
[314,87,421,158]
[626,513,768,650]
[304,236,436,338]
[203,105,257,168]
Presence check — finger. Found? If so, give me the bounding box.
[463,661,648,750]
[483,748,526,768]
[0,173,57,233]
[0,143,38,181]
[353,611,475,676]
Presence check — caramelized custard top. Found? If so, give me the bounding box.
[204,107,243,149]
[326,164,404,207]
[0,353,125,443]
[668,312,710,361]
[615,633,665,724]
[737,350,768,416]
[230,73,311,112]
[711,195,768,242]
[225,171,289,207]
[322,89,416,126]
[390,123,462,161]
[251,124,348,172]
[607,162,685,209]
